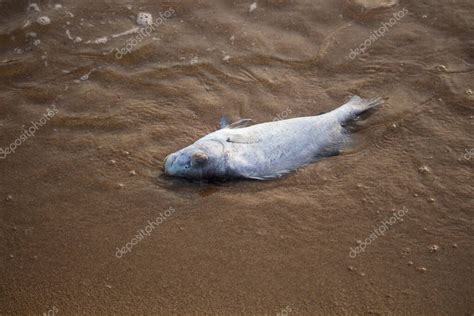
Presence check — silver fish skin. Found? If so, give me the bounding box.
[164,96,383,180]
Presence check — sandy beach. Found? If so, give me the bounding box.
[0,0,473,314]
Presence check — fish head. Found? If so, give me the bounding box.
[164,141,227,179]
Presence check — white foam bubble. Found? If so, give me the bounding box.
[28,3,41,12]
[94,37,108,44]
[249,2,257,13]
[37,16,51,25]
[137,12,153,26]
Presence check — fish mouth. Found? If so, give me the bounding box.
[163,154,177,175]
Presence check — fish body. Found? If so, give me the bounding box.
[164,96,383,180]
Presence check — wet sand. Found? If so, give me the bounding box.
[0,0,473,314]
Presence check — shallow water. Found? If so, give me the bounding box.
[1,0,473,314]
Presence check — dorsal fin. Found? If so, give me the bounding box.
[220,116,230,129]
[227,119,252,129]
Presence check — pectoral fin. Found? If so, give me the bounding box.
[226,133,260,144]
[241,169,294,180]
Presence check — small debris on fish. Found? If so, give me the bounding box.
[37,16,51,25]
[416,266,427,273]
[223,55,230,61]
[190,56,199,65]
[129,170,137,176]
[109,159,117,165]
[33,39,41,46]
[137,12,153,26]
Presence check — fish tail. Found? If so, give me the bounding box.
[334,95,384,123]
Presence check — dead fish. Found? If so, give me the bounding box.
[164,96,383,180]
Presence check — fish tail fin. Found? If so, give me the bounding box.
[334,95,384,123]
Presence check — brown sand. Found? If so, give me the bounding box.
[0,0,473,314]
